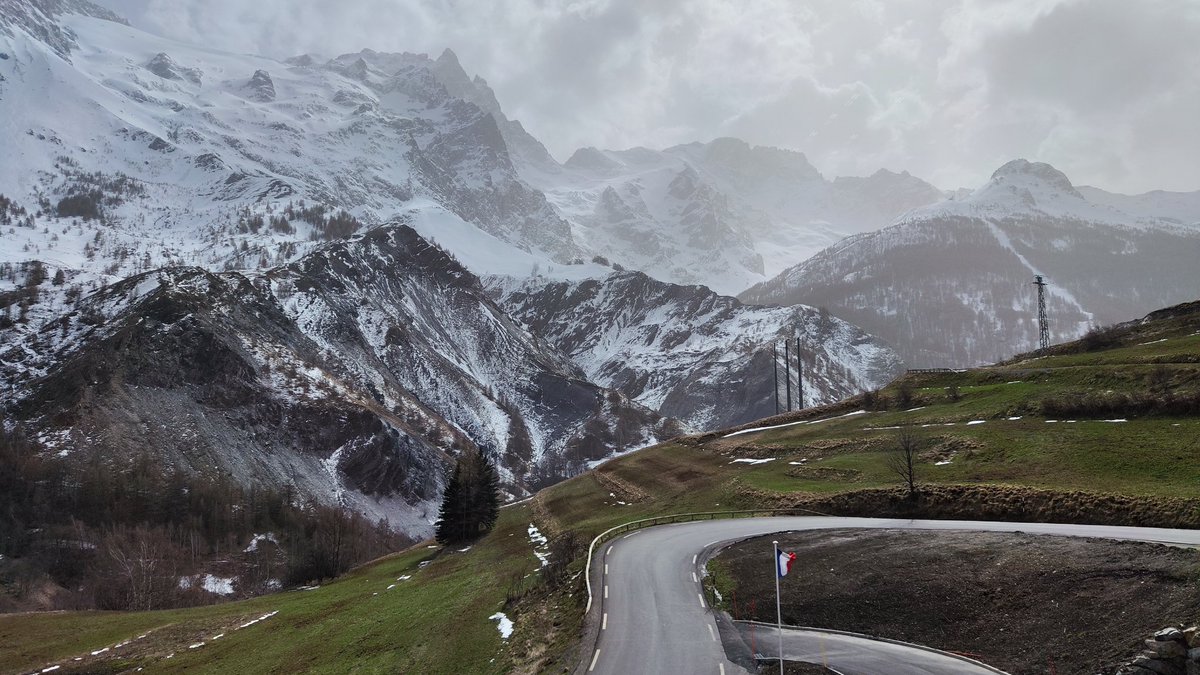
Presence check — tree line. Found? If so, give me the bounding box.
[0,428,408,612]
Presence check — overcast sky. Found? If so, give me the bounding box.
[95,0,1200,194]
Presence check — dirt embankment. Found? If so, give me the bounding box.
[715,529,1200,675]
[741,483,1200,530]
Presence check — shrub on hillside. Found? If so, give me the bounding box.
[56,192,103,220]
[1040,389,1200,418]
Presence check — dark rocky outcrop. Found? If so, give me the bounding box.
[242,69,275,102]
[6,225,673,537]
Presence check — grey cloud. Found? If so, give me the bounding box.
[96,0,1200,193]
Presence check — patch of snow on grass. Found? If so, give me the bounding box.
[237,610,279,629]
[201,574,235,595]
[489,612,514,639]
[528,523,550,567]
[722,410,874,438]
[730,458,776,465]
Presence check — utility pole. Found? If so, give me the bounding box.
[773,541,784,675]
[1034,275,1050,351]
[772,342,780,415]
[795,336,803,410]
[784,340,792,412]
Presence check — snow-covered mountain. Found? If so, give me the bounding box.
[490,271,903,430]
[519,137,946,295]
[0,0,579,289]
[741,160,1200,367]
[5,223,674,538]
[1,3,902,537]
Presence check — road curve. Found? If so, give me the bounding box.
[585,517,1200,675]
[736,623,1004,674]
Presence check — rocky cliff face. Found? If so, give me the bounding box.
[5,225,672,538]
[490,271,903,430]
[0,8,580,291]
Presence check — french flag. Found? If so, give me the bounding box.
[777,549,796,578]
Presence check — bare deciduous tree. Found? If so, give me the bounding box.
[886,430,921,499]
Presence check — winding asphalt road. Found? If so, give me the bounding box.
[584,517,1200,675]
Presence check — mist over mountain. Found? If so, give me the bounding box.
[521,137,946,296]
[741,160,1200,367]
[3,0,1199,544]
[0,2,905,538]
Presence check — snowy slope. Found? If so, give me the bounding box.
[519,137,945,295]
[742,160,1200,367]
[0,2,579,300]
[5,223,673,538]
[491,271,903,430]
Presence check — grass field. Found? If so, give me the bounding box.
[3,303,1199,673]
[1,507,535,675]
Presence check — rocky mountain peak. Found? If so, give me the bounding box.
[989,159,1080,198]
[565,146,622,174]
[436,47,461,68]
[0,0,128,58]
[242,69,276,102]
[285,53,318,67]
[700,137,822,183]
[144,52,202,85]
[431,46,499,115]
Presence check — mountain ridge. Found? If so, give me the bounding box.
[742,159,1200,367]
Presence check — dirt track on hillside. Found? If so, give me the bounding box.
[716,529,1200,675]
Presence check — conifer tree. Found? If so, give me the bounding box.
[434,448,500,545]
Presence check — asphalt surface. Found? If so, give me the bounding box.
[736,623,1002,674]
[585,517,1200,675]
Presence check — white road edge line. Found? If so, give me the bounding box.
[605,564,609,574]
[692,554,698,565]
[607,546,613,556]
[708,624,716,642]
[698,593,705,607]
[623,531,641,540]
[719,662,725,675]
[602,613,607,630]
[604,585,609,599]
[692,572,698,583]
[589,648,601,672]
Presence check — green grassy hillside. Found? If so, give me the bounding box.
[3,301,1199,674]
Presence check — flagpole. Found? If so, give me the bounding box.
[773,540,783,674]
